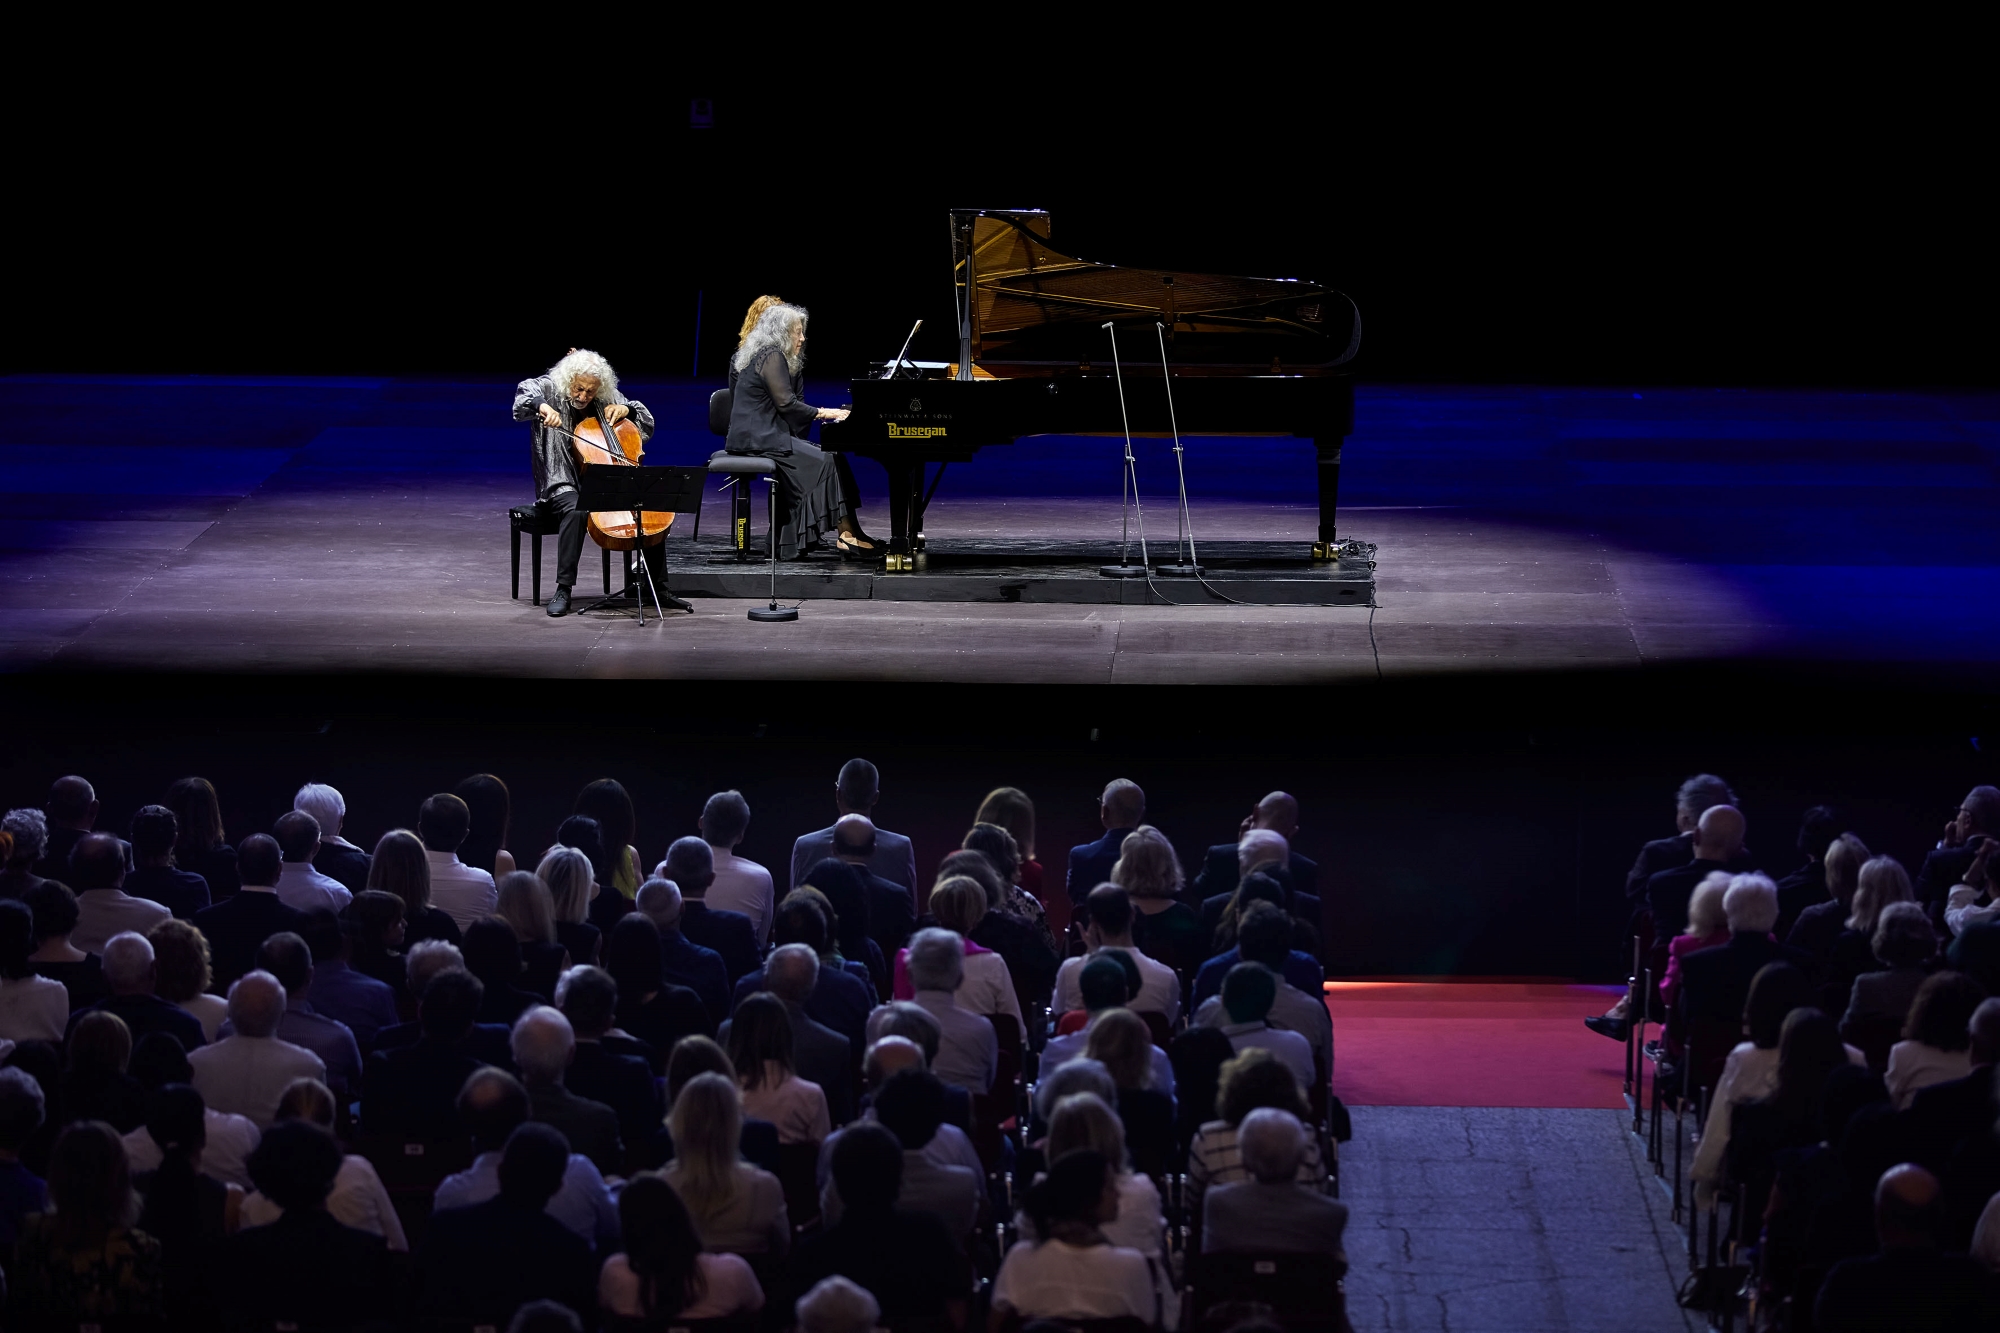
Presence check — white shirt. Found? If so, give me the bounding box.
[740,1067,831,1145]
[1945,884,2000,937]
[708,847,775,944]
[1690,1040,1866,1204]
[1219,1021,1316,1088]
[71,889,171,956]
[123,1109,261,1189]
[180,993,229,1044]
[0,974,70,1043]
[425,850,497,930]
[992,1237,1158,1323]
[1056,945,1181,1024]
[188,1034,327,1127]
[276,861,352,914]
[1886,1040,1974,1110]
[960,950,1024,1036]
[435,1149,621,1249]
[1193,985,1333,1083]
[240,1153,408,1249]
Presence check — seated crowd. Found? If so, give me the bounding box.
[0,766,1346,1331]
[1595,775,2000,1328]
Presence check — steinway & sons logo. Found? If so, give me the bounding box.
[887,423,948,438]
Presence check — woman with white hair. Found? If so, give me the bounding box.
[510,348,658,617]
[726,303,877,558]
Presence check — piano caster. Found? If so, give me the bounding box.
[1311,541,1339,562]
[884,553,916,572]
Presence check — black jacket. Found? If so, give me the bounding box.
[1678,931,1814,1027]
[193,889,310,991]
[416,1196,596,1327]
[1067,828,1137,908]
[363,1037,488,1140]
[1195,843,1320,904]
[860,865,918,959]
[313,842,371,896]
[567,1040,661,1157]
[1646,858,1733,938]
[221,1208,394,1329]
[681,900,762,989]
[121,865,210,920]
[66,991,206,1051]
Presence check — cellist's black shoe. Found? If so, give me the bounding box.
[1584,1013,1630,1043]
[546,586,572,617]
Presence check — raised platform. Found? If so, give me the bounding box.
[663,537,1377,605]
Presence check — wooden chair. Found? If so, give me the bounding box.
[356,1131,473,1248]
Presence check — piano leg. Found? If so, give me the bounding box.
[882,461,920,571]
[1313,438,1343,560]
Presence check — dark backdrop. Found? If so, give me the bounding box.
[6,669,1991,981]
[6,26,1991,388]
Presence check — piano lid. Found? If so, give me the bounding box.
[951,208,1360,377]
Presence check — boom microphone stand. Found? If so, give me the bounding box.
[1097,321,1152,579]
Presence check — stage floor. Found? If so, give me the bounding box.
[3,377,1994,683]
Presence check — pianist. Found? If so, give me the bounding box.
[734,294,875,549]
[726,304,876,558]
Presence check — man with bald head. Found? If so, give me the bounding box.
[635,877,729,1026]
[722,944,852,1123]
[1067,779,1149,909]
[1647,805,1750,938]
[1195,791,1321,903]
[66,831,172,955]
[189,970,327,1126]
[1814,1164,1999,1329]
[33,775,99,879]
[790,759,918,897]
[830,814,917,953]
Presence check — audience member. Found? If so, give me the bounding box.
[1185,1049,1330,1232]
[1841,901,1939,1044]
[791,758,919,895]
[991,1148,1158,1324]
[964,821,1058,955]
[67,930,207,1052]
[362,967,489,1140]
[8,1119,164,1324]
[1191,885,1324,1007]
[817,1036,984,1214]
[1205,828,1320,956]
[453,772,516,879]
[123,804,211,920]
[555,964,662,1159]
[1647,804,1749,939]
[122,1032,259,1188]
[0,1066,49,1250]
[726,990,834,1144]
[794,1120,972,1328]
[1622,773,1744,912]
[0,898,68,1042]
[219,930,361,1102]
[1119,824,1205,973]
[920,876,1024,1035]
[832,813,919,962]
[1196,791,1320,901]
[369,825,462,948]
[193,834,310,991]
[753,945,854,1122]
[497,870,572,1001]
[926,851,1053,1013]
[302,905,399,1045]
[1814,1163,2000,1331]
[576,777,644,897]
[801,858,892,999]
[861,1003,975,1130]
[237,1077,403,1245]
[1790,831,1871,963]
[434,1067,620,1248]
[735,892,874,1053]
[663,1070,791,1255]
[368,939,513,1066]
[1944,837,2000,938]
[602,1172,766,1323]
[1885,970,1986,1109]
[466,914,543,1026]
[903,928,998,1094]
[1086,1006,1179,1176]
[637,876,731,1024]
[63,1009,145,1132]
[1728,1009,1853,1226]
[68,831,171,956]
[148,917,228,1042]
[1659,872,1732,1012]
[1192,903,1334,1079]
[1067,778,1147,909]
[511,1300,585,1333]
[1057,883,1181,1022]
[274,809,352,913]
[1915,785,2000,912]
[664,1036,783,1174]
[1676,874,1811,1043]
[347,886,412,1008]
[863,1065,980,1237]
[1202,1106,1349,1260]
[190,969,326,1126]
[132,1082,238,1325]
[661,835,760,985]
[1902,997,2000,1177]
[223,1120,393,1329]
[1826,856,1918,1015]
[602,912,712,1062]
[164,775,241,899]
[1043,956,1177,1095]
[1043,1091,1169,1273]
[1775,804,1847,938]
[1212,962,1316,1088]
[419,792,499,929]
[23,878,110,1010]
[538,845,602,969]
[2,807,53,900]
[34,775,100,879]
[512,1004,623,1175]
[700,789,776,943]
[977,786,1048,918]
[295,781,372,893]
[796,1275,886,1333]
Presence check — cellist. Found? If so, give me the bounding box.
[512,349,657,617]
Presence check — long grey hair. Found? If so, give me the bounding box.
[548,348,619,402]
[732,303,808,377]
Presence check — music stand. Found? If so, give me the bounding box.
[574,465,707,624]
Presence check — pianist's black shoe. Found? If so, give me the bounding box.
[835,531,880,557]
[546,586,572,617]
[1584,1012,1630,1043]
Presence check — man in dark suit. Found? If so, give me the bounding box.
[636,877,730,1026]
[66,930,207,1050]
[1812,1164,2000,1332]
[1774,805,1845,939]
[511,1004,623,1177]
[293,782,372,896]
[759,944,854,1124]
[1675,874,1812,1041]
[1193,791,1320,902]
[1066,778,1146,909]
[32,775,98,880]
[791,758,919,899]
[122,805,210,920]
[557,965,662,1163]
[732,895,874,1055]
[1197,833,1322,945]
[1647,805,1749,939]
[662,836,762,985]
[415,1123,597,1329]
[1622,773,1743,913]
[362,968,491,1140]
[1915,785,2000,915]
[193,834,309,991]
[219,1121,394,1330]
[832,815,918,957]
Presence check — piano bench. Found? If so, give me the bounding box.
[706,452,778,560]
[508,504,561,605]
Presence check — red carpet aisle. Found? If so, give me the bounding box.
[1324,980,1630,1108]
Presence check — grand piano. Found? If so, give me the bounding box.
[820,208,1360,568]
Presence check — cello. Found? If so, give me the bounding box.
[569,415,673,550]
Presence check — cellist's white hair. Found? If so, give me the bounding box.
[548,348,618,401]
[733,303,809,377]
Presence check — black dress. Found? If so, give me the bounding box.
[726,346,845,557]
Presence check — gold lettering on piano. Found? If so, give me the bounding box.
[886,423,948,439]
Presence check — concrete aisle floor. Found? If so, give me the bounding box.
[1340,1107,1698,1333]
